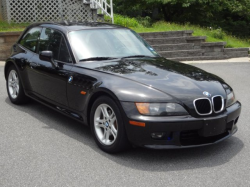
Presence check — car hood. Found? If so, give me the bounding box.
[79,57,227,101]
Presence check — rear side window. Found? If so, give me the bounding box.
[19,27,42,52]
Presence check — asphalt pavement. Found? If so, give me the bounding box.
[0,60,250,187]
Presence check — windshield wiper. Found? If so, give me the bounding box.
[79,57,117,62]
[122,55,152,59]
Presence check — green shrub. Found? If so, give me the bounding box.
[210,28,226,40]
[112,14,143,28]
[136,16,152,28]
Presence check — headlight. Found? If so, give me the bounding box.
[223,83,237,107]
[226,91,236,107]
[135,103,188,116]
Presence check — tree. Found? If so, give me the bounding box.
[114,0,250,37]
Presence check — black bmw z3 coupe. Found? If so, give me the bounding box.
[4,22,241,153]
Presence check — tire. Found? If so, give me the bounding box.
[90,96,130,153]
[6,65,29,105]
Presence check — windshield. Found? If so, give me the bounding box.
[68,28,159,60]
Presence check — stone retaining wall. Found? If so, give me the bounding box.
[0,32,22,61]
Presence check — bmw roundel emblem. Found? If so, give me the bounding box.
[68,76,73,83]
[203,91,211,97]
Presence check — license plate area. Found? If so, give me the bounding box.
[198,117,227,137]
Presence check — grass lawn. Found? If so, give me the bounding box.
[0,20,29,32]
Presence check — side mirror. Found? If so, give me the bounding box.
[39,51,58,68]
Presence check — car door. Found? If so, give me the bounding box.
[27,27,73,107]
[14,27,42,92]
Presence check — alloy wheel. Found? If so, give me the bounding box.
[8,70,19,99]
[94,104,118,146]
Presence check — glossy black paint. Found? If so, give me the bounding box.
[4,22,241,149]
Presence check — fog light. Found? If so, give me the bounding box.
[151,132,165,139]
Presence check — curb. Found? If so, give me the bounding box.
[181,57,250,64]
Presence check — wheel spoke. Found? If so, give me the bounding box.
[8,82,14,87]
[110,125,117,139]
[102,129,110,143]
[105,129,110,143]
[11,72,14,80]
[96,123,105,128]
[96,118,104,123]
[100,106,109,118]
[12,72,17,80]
[13,87,17,95]
[110,114,116,124]
[16,85,19,93]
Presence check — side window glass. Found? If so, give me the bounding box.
[19,27,42,52]
[47,30,62,60]
[38,28,53,53]
[58,38,71,63]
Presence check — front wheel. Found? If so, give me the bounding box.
[90,96,130,153]
[6,65,29,104]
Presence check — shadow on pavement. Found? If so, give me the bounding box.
[5,97,244,172]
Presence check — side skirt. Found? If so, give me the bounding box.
[26,93,87,125]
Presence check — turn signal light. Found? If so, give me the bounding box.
[80,91,86,95]
[129,121,145,127]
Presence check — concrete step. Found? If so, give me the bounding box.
[146,37,186,45]
[224,50,249,58]
[203,51,225,56]
[152,43,194,51]
[186,36,206,44]
[146,36,206,45]
[224,48,249,52]
[140,30,193,39]
[199,42,226,52]
[159,49,203,58]
[168,55,230,62]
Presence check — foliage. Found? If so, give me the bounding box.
[136,16,152,27]
[210,28,226,40]
[113,0,250,38]
[112,14,143,28]
[105,14,152,28]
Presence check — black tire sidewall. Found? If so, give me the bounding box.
[90,96,129,153]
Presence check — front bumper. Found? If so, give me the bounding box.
[122,101,241,149]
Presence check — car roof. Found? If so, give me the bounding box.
[27,21,127,34]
